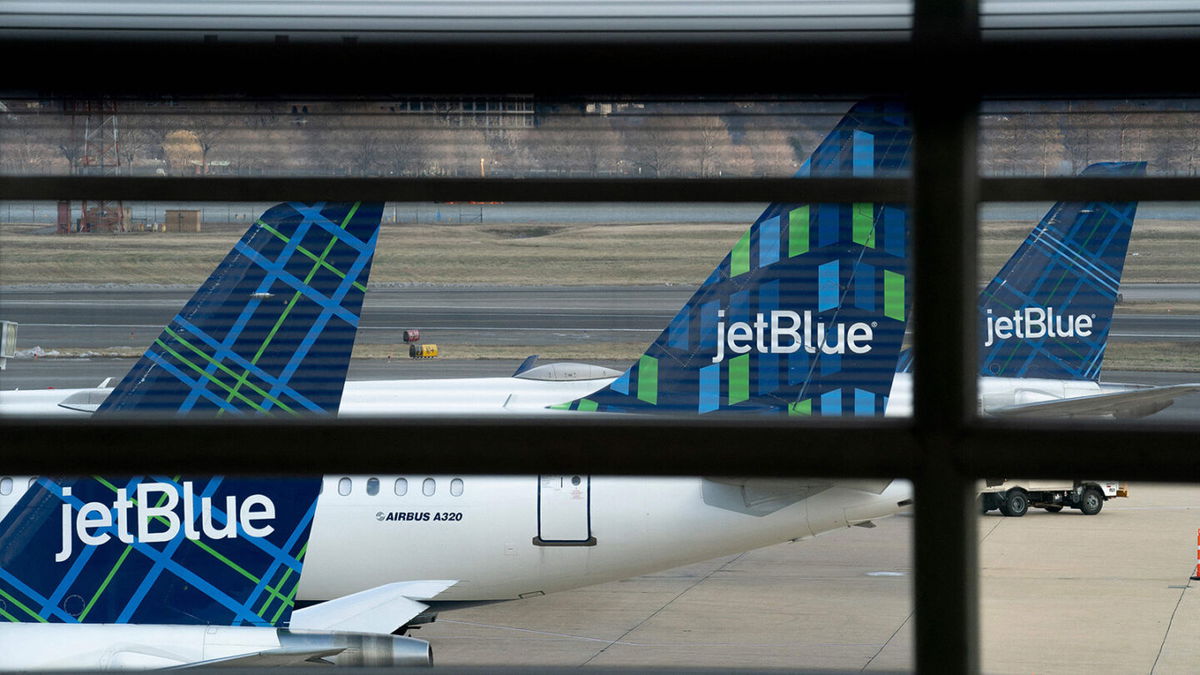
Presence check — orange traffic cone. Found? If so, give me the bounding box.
[1192,529,1200,581]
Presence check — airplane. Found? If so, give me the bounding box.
[0,100,919,669]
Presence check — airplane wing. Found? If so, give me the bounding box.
[988,383,1200,418]
[704,478,893,516]
[289,580,457,635]
[171,646,346,668]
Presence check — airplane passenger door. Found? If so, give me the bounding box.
[535,475,595,546]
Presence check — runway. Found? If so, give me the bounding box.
[2,284,1197,422]
[2,285,1198,350]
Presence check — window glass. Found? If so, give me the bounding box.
[415,475,914,668]
[977,201,1199,425]
[422,478,436,496]
[0,97,913,424]
[0,198,913,422]
[981,99,1200,177]
[980,482,1199,673]
[337,477,351,496]
[0,97,906,180]
[366,477,379,496]
[450,478,464,497]
[394,477,408,496]
[0,477,11,496]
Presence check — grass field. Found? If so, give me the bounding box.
[1,218,1196,286]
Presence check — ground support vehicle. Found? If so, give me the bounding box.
[979,480,1127,517]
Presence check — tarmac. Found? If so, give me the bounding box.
[418,484,1200,673]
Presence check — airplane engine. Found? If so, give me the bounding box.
[279,629,433,667]
[0,624,432,670]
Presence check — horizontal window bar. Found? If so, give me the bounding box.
[3,420,1196,478]
[981,176,1200,202]
[0,176,912,203]
[964,423,1200,479]
[3,38,1196,96]
[1,419,919,477]
[5,175,1199,203]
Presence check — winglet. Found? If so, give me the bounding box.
[513,355,540,376]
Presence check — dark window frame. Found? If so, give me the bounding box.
[3,2,1199,672]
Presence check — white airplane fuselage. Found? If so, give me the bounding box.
[0,473,911,605]
[299,475,909,602]
[0,370,1121,606]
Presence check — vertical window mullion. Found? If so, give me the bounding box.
[912,0,982,672]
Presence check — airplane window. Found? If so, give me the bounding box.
[366,477,380,496]
[27,477,37,488]
[0,477,11,496]
[450,478,464,497]
[338,477,352,496]
[422,478,436,496]
[394,478,408,496]
[571,475,582,486]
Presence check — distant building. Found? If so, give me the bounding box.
[382,96,536,128]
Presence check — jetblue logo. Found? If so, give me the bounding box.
[56,482,276,562]
[713,309,874,364]
[983,307,1094,348]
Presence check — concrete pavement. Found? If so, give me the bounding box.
[419,484,1199,672]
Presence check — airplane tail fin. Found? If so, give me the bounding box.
[97,202,384,416]
[556,100,912,415]
[0,475,323,627]
[1,205,381,626]
[978,162,1144,381]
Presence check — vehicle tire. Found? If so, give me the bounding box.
[1042,505,1064,513]
[1079,488,1104,515]
[998,490,1029,517]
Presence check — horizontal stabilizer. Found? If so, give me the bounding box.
[56,387,112,413]
[289,580,456,635]
[989,383,1200,418]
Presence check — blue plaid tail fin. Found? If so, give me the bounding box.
[978,162,1144,381]
[97,202,384,416]
[0,475,323,627]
